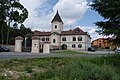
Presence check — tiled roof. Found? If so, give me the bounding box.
[61,27,87,35]
[51,10,63,23]
[33,27,91,37]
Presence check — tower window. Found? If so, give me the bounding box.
[53,39,56,43]
[55,25,57,29]
[73,37,76,41]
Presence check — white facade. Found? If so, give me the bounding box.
[32,11,91,51]
[61,35,91,50]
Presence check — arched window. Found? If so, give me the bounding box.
[53,39,56,43]
[78,44,82,48]
[62,37,66,41]
[73,37,76,41]
[78,36,82,41]
[72,44,76,48]
[55,25,57,29]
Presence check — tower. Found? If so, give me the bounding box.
[50,11,63,49]
[51,11,63,34]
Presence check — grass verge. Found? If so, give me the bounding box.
[52,50,85,54]
[0,54,120,80]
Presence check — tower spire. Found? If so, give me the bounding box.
[51,10,63,23]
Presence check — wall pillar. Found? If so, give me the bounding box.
[43,42,50,53]
[24,37,27,48]
[31,36,40,53]
[15,36,23,52]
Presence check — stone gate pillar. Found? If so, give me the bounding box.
[31,36,40,53]
[15,36,23,52]
[43,42,50,53]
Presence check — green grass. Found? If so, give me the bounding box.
[53,50,85,54]
[0,54,120,80]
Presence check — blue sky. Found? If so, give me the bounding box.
[20,0,104,40]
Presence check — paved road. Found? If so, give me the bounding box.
[0,51,115,60]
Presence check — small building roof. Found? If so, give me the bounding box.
[15,36,23,40]
[51,10,63,23]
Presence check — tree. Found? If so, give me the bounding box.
[0,0,8,44]
[91,0,120,46]
[0,0,28,44]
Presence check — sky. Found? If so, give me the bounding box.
[20,0,105,41]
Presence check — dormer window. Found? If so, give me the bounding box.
[75,30,80,33]
[55,25,57,29]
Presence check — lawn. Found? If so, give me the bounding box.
[0,54,120,80]
[52,50,85,54]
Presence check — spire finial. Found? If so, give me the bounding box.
[51,10,63,23]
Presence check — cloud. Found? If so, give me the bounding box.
[53,0,89,25]
[20,0,104,40]
[20,0,48,30]
[20,0,89,31]
[76,26,104,41]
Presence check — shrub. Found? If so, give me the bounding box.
[23,60,120,80]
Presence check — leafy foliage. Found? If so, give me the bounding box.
[91,0,120,45]
[0,0,29,44]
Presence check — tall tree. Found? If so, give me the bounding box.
[91,0,120,46]
[0,0,28,44]
[0,0,8,44]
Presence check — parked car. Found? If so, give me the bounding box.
[0,46,3,52]
[115,48,120,53]
[0,46,10,52]
[88,47,96,52]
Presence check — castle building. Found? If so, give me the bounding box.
[32,11,91,51]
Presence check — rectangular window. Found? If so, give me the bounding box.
[46,38,49,41]
[62,37,66,41]
[55,25,57,29]
[78,37,82,41]
[73,37,76,41]
[42,38,45,41]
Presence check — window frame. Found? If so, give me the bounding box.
[72,44,76,48]
[78,44,82,48]
[73,37,76,41]
[53,39,56,43]
[55,25,57,29]
[62,37,66,41]
[42,38,45,41]
[78,36,82,41]
[46,38,49,41]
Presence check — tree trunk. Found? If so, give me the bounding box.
[6,21,10,45]
[1,23,4,45]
